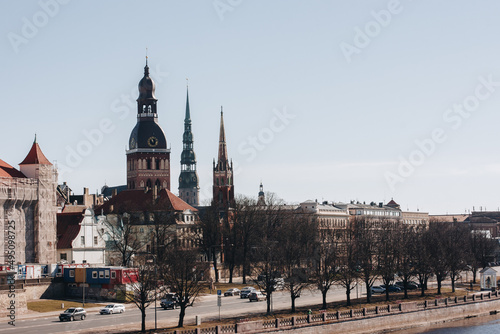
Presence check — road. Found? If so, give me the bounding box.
[0,286,357,334]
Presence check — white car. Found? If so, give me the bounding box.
[99,304,125,315]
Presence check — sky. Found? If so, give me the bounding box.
[2,0,500,215]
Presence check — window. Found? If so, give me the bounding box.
[94,236,98,245]
[81,236,85,245]
[92,271,97,279]
[99,271,104,279]
[105,270,110,278]
[60,253,67,261]
[69,270,75,278]
[111,271,116,279]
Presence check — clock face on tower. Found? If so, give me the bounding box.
[148,136,159,147]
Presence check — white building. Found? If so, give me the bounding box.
[57,208,106,265]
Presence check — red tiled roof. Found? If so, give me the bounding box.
[96,188,197,214]
[20,142,52,165]
[387,199,399,206]
[0,159,26,178]
[57,212,83,249]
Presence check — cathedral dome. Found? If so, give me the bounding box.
[129,120,167,150]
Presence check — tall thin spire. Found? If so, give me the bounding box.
[218,106,228,165]
[185,84,191,122]
[179,84,199,206]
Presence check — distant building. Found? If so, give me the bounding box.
[0,138,58,264]
[298,200,349,238]
[464,211,500,238]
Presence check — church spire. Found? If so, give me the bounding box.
[213,107,234,210]
[217,106,229,168]
[179,85,199,206]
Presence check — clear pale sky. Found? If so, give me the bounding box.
[2,0,500,214]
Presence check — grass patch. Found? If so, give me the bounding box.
[27,299,104,313]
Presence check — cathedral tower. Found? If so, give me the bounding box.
[213,108,234,210]
[178,86,199,206]
[126,59,170,190]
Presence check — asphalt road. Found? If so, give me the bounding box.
[0,286,358,334]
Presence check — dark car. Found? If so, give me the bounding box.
[224,288,240,296]
[160,293,180,310]
[381,284,402,292]
[395,281,419,290]
[240,287,256,298]
[59,307,86,321]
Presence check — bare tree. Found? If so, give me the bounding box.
[312,228,341,309]
[252,196,287,315]
[100,212,147,267]
[352,217,379,303]
[426,221,448,295]
[198,202,222,282]
[336,223,359,306]
[125,265,155,333]
[160,247,205,328]
[233,195,261,284]
[396,224,418,299]
[413,225,432,296]
[279,211,318,313]
[469,228,498,283]
[377,219,400,301]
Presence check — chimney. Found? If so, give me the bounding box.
[379,202,383,208]
[84,187,89,195]
[112,189,117,197]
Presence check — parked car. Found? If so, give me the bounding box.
[240,287,256,298]
[395,281,419,290]
[249,291,266,302]
[99,304,125,314]
[59,307,86,321]
[161,293,180,309]
[370,285,386,294]
[224,288,241,296]
[381,284,402,292]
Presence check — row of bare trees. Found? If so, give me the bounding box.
[102,195,498,330]
[200,195,498,313]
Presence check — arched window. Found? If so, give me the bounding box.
[146,179,152,189]
[155,179,161,189]
[147,159,151,170]
[156,159,160,170]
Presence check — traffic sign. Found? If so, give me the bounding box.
[217,289,221,296]
[217,295,222,307]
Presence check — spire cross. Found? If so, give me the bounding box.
[145,47,148,65]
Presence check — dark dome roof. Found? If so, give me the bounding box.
[129,120,167,150]
[181,149,196,163]
[138,65,156,100]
